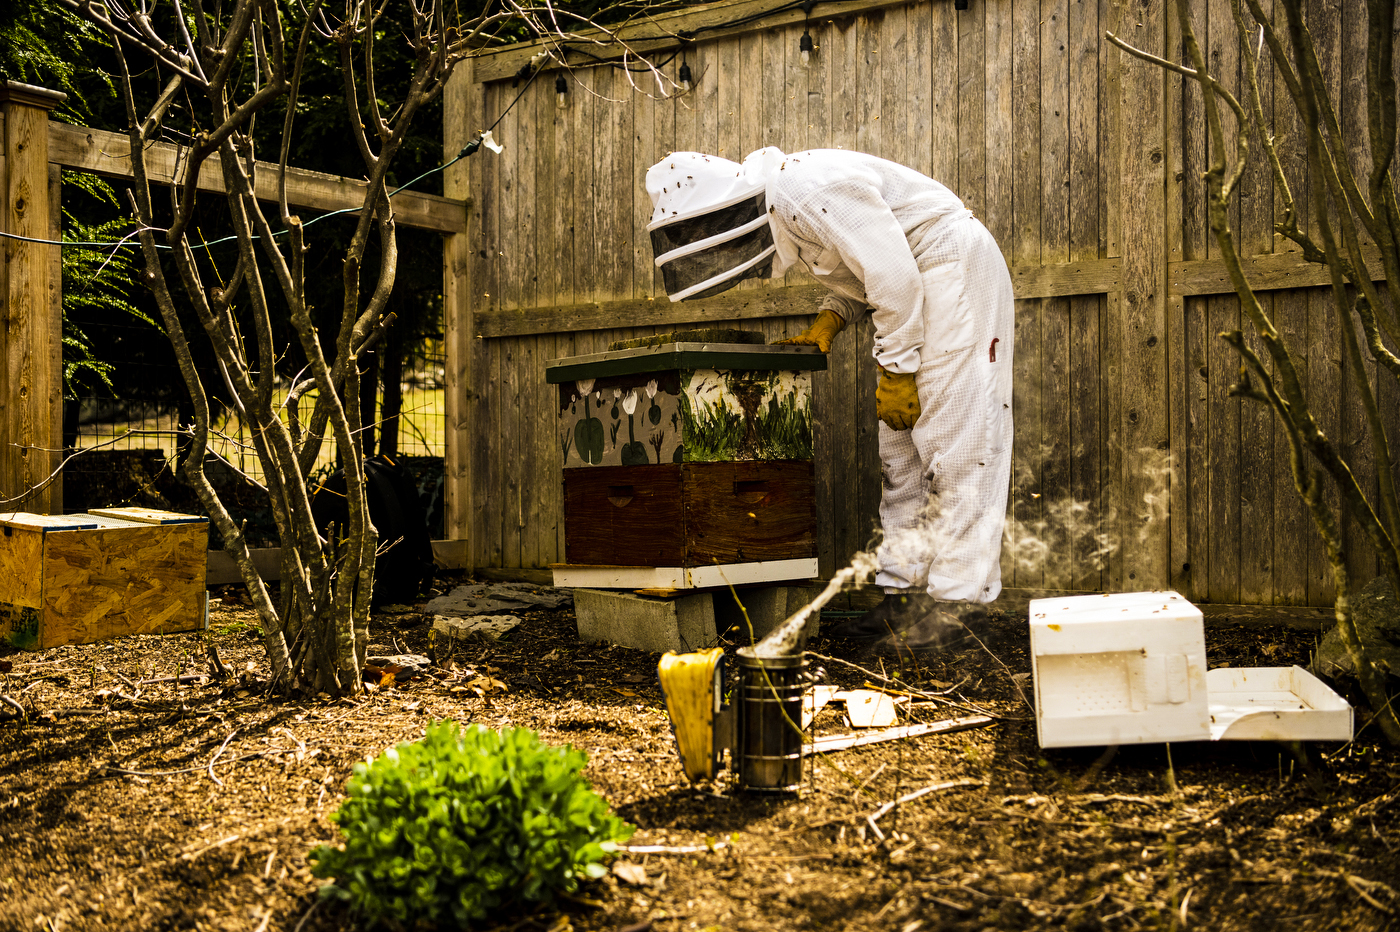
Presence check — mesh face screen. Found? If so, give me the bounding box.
[675,256,774,302]
[658,224,774,297]
[649,193,767,258]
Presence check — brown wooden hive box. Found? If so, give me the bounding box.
[563,461,816,567]
[551,331,823,575]
[0,507,209,650]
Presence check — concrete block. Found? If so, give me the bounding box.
[714,586,818,647]
[573,589,717,653]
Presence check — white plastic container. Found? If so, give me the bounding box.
[1029,591,1352,748]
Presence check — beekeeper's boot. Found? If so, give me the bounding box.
[822,590,935,641]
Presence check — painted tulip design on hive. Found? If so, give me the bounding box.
[646,379,663,425]
[573,379,604,465]
[620,389,649,465]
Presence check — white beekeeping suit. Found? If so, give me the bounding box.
[646,148,1014,633]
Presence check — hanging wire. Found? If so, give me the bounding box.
[2,56,547,254]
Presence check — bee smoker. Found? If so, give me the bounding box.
[656,558,878,793]
[657,646,809,793]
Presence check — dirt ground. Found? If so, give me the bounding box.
[1,574,1397,932]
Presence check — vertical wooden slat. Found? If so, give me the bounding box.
[573,69,598,306]
[1069,0,1102,592]
[855,12,882,157]
[0,84,65,515]
[738,32,763,157]
[880,5,908,167]
[806,20,835,577]
[697,41,720,157]
[829,17,862,572]
[1039,0,1071,589]
[1340,0,1380,586]
[612,71,636,303]
[442,62,476,548]
[1206,292,1241,603]
[1098,0,1124,590]
[1308,0,1341,604]
[634,70,658,301]
[1270,0,1311,604]
[1164,0,1188,595]
[1237,0,1276,603]
[1010,0,1042,588]
[958,0,987,217]
[986,0,1015,583]
[1117,0,1169,589]
[501,338,523,568]
[908,2,934,180]
[763,25,787,152]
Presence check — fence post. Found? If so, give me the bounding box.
[0,81,66,516]
[442,60,477,568]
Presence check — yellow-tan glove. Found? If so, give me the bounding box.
[875,367,920,431]
[773,308,846,353]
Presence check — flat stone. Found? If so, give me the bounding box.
[426,582,573,617]
[367,653,431,670]
[1314,576,1400,678]
[573,589,717,654]
[432,614,522,642]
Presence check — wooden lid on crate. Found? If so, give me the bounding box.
[0,513,100,532]
[87,507,208,525]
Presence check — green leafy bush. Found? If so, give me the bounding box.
[310,721,633,929]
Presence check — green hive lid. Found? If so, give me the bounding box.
[545,340,827,383]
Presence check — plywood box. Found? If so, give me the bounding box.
[0,509,209,649]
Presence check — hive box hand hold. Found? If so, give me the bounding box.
[1029,591,1352,748]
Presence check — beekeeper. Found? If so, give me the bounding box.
[645,147,1014,648]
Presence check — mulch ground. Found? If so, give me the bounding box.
[0,573,1396,932]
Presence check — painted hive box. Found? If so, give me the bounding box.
[547,331,825,569]
[546,331,826,467]
[0,508,208,649]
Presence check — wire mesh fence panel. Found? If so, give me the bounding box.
[64,329,448,542]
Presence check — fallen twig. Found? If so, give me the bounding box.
[924,893,972,913]
[1345,875,1395,915]
[0,695,25,719]
[619,841,730,855]
[208,730,238,787]
[180,833,240,861]
[136,674,210,686]
[869,779,984,826]
[291,901,320,932]
[103,752,264,778]
[804,715,994,754]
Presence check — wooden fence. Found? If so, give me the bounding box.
[442,0,1396,606]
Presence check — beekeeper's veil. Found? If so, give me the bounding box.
[646,148,786,302]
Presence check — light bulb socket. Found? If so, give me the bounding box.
[799,31,814,54]
[555,73,568,95]
[679,61,693,86]
[954,0,968,8]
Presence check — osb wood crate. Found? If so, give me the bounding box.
[0,508,209,649]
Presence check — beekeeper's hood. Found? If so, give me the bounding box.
[646,147,786,302]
